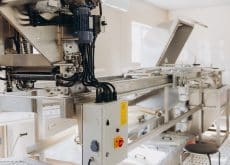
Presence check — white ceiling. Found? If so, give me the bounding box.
[146,0,230,10]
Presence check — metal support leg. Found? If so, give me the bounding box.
[76,105,83,145]
[226,89,230,135]
[222,88,230,144]
[207,154,212,165]
[218,152,221,165]
[37,100,46,161]
[34,91,46,161]
[164,86,169,123]
[198,108,203,142]
[191,154,194,164]
[180,151,186,165]
[216,119,221,146]
[216,90,221,146]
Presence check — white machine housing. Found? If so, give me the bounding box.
[0,112,35,158]
[83,101,128,165]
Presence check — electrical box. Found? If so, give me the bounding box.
[83,101,128,165]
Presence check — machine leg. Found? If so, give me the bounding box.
[180,151,186,165]
[164,86,169,123]
[218,152,221,165]
[207,154,212,165]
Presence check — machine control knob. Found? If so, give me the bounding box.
[90,140,99,152]
[114,136,124,149]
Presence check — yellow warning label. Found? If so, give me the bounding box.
[120,101,128,126]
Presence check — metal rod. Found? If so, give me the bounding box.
[11,74,55,81]
[27,126,77,155]
[128,105,202,151]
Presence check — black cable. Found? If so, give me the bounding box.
[98,83,112,102]
[22,37,29,54]
[30,44,33,54]
[0,67,7,71]
[13,31,21,54]
[99,0,102,16]
[0,77,7,81]
[54,3,117,102]
[78,38,117,102]
[88,158,92,165]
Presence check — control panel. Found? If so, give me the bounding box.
[83,101,128,165]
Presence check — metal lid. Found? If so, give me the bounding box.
[156,19,194,66]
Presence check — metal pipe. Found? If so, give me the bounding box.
[128,105,202,151]
[11,74,55,81]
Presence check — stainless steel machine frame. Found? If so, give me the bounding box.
[0,4,229,165]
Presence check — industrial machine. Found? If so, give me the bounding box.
[0,1,126,164]
[0,1,229,165]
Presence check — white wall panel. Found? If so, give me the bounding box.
[95,0,168,76]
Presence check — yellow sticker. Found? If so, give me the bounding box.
[120,101,128,126]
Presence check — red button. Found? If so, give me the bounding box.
[118,138,124,147]
[114,136,124,149]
